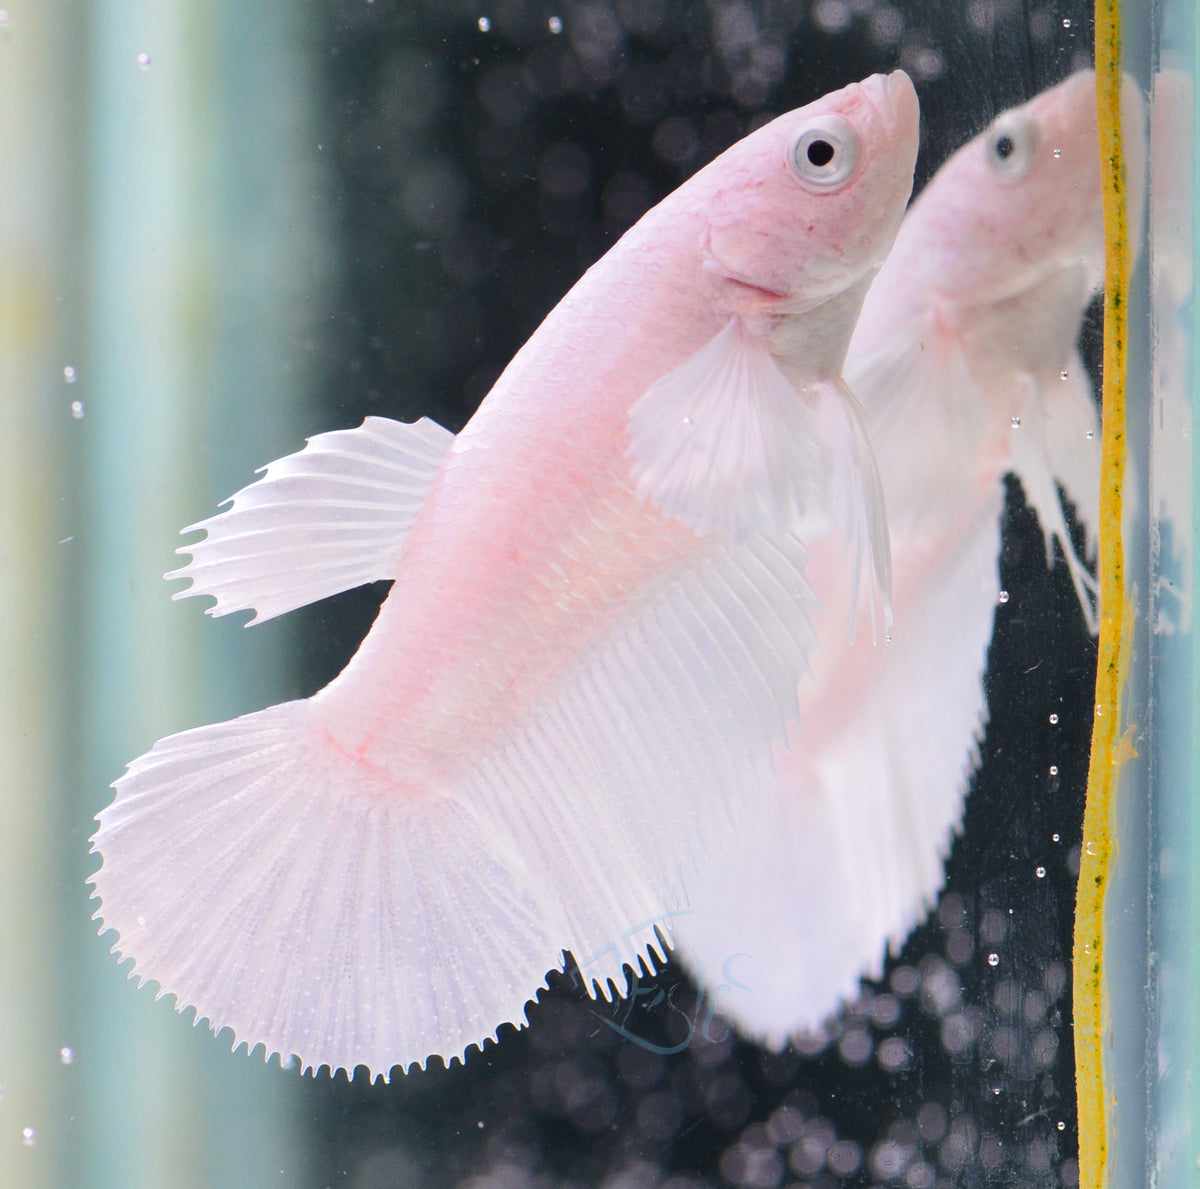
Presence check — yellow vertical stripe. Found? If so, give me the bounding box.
[1074,7,1135,1186]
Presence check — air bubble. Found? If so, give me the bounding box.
[987,953,999,967]
[21,1127,35,1147]
[998,590,1009,604]
[548,15,562,33]
[1035,866,1046,878]
[1086,429,1095,439]
[1052,833,1061,843]
[1049,713,1059,724]
[1049,764,1058,776]
[136,51,151,69]
[63,365,77,383]
[1053,148,1063,159]
[1096,702,1104,717]
[477,16,490,31]
[1062,17,1072,27]
[0,10,10,29]
[70,400,85,419]
[59,1046,74,1065]
[1060,369,1069,379]
[1057,1120,1066,1131]
[1011,416,1021,428]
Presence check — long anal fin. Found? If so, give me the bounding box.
[169,416,454,624]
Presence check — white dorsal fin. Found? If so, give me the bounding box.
[90,526,821,1081]
[626,319,821,542]
[168,416,454,624]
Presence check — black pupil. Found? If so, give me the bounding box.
[806,139,835,168]
[995,134,1015,160]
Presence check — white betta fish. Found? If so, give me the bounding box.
[90,73,920,1080]
[674,70,1147,1047]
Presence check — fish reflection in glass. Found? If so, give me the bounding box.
[89,73,920,1081]
[675,70,1148,1048]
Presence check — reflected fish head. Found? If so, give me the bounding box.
[697,70,920,315]
[889,69,1144,309]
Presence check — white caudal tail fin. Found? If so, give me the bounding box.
[90,699,575,1080]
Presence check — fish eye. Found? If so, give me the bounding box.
[788,115,860,190]
[985,113,1038,182]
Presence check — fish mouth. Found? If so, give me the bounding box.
[860,69,917,128]
[701,254,792,303]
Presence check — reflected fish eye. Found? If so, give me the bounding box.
[985,113,1038,181]
[788,115,860,190]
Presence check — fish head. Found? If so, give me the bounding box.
[882,69,1146,314]
[699,71,920,316]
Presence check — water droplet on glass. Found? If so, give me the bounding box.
[1049,713,1059,724]
[548,15,562,33]
[21,1127,35,1147]
[477,16,490,32]
[1010,416,1021,428]
[1035,866,1046,878]
[70,400,85,419]
[59,1046,74,1065]
[997,589,1009,604]
[1053,148,1062,159]
[63,365,77,383]
[1049,764,1058,776]
[987,953,999,967]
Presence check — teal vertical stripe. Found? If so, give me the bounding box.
[60,2,325,1185]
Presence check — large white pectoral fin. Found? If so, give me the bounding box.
[169,417,454,624]
[627,320,820,541]
[813,378,893,636]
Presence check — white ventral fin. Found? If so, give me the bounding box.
[811,377,893,638]
[627,319,821,542]
[169,416,454,624]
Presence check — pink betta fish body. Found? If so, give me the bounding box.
[90,72,920,1080]
[674,70,1147,1047]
